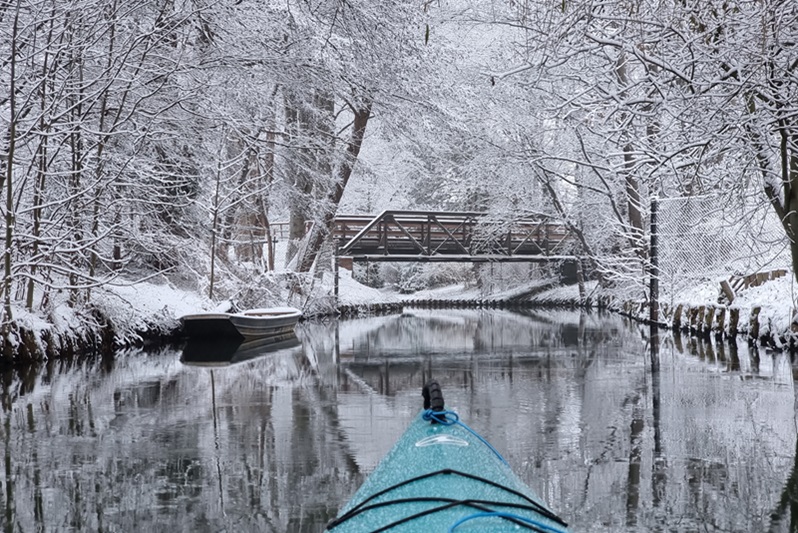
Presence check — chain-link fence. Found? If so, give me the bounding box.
[657,194,791,300]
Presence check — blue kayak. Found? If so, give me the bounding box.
[326,381,570,532]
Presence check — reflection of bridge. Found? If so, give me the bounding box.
[332,210,575,264]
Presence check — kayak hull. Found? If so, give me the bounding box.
[327,409,568,532]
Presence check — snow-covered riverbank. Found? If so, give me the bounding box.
[527,272,798,350]
[615,274,798,350]
[4,267,797,362]
[350,270,798,350]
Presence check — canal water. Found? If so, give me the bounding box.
[0,308,795,532]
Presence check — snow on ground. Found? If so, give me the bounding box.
[731,274,797,343]
[334,270,399,306]
[525,282,594,304]
[401,278,574,302]
[387,270,798,345]
[401,282,482,301]
[9,276,217,351]
[169,265,798,344]
[662,272,797,339]
[9,258,798,356]
[99,279,215,319]
[669,278,721,306]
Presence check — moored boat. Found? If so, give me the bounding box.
[181,306,302,341]
[326,381,570,532]
[227,307,302,339]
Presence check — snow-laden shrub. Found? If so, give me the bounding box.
[378,263,475,293]
[353,263,384,288]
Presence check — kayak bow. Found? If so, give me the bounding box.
[327,381,570,532]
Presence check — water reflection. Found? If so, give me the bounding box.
[0,309,794,532]
[180,336,302,367]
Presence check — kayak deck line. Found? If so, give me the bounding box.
[327,380,571,532]
[334,499,559,532]
[448,511,568,532]
[325,468,568,532]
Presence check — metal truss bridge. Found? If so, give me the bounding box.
[333,210,576,263]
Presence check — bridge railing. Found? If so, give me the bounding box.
[334,210,573,260]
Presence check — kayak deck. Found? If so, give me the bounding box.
[327,393,569,532]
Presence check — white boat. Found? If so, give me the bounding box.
[180,306,303,341]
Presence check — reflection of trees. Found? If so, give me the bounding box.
[770,436,798,532]
[0,346,364,533]
[650,330,666,510]
[4,412,12,533]
[338,309,623,363]
[661,332,793,530]
[0,313,794,532]
[625,387,645,527]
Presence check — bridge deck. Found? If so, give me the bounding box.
[334,211,573,262]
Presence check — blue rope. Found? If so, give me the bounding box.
[448,511,569,533]
[421,409,509,467]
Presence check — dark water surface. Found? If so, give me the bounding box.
[1,309,796,532]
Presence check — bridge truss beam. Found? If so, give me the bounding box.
[335,210,575,261]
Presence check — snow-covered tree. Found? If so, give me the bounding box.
[429,0,798,290]
[0,0,211,331]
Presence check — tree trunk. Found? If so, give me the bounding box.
[3,4,19,327]
[615,50,645,256]
[262,130,276,271]
[298,101,372,273]
[753,90,798,287]
[784,139,798,287]
[623,145,645,248]
[283,93,312,266]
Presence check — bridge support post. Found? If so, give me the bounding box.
[334,238,340,308]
